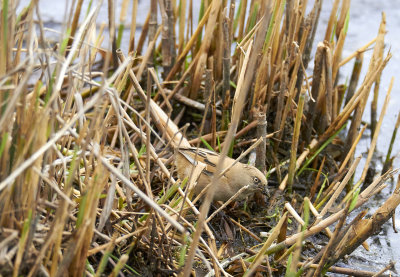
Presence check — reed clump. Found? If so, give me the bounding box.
[0,0,398,276]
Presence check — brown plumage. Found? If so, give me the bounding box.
[175,147,268,202]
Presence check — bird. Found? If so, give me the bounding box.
[175,147,268,202]
[149,98,268,202]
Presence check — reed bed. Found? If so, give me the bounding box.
[0,0,399,276]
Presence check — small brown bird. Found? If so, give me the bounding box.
[175,147,268,202]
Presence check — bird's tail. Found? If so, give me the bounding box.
[149,100,191,148]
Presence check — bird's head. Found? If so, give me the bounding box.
[230,164,269,197]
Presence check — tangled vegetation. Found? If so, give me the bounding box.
[0,0,399,276]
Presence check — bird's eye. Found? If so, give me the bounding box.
[253,177,259,183]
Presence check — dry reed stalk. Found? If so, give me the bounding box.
[327,174,400,268]
[324,44,333,126]
[278,138,318,191]
[311,199,351,277]
[148,68,173,113]
[67,0,84,50]
[331,0,350,82]
[160,0,175,77]
[164,88,222,116]
[211,80,217,150]
[268,169,396,256]
[344,52,364,108]
[382,111,400,174]
[178,0,187,54]
[287,90,305,191]
[339,37,376,67]
[159,53,199,106]
[124,62,191,148]
[285,202,304,226]
[315,53,391,151]
[253,0,284,109]
[360,77,393,182]
[64,116,187,233]
[216,119,259,149]
[307,197,334,238]
[136,11,150,55]
[188,131,227,144]
[256,112,267,173]
[222,14,231,130]
[165,3,212,80]
[273,58,288,141]
[148,0,158,68]
[299,262,391,277]
[204,68,213,135]
[315,156,361,222]
[324,0,340,42]
[237,0,248,42]
[182,40,254,277]
[309,156,325,200]
[137,26,162,81]
[338,124,367,173]
[190,0,221,99]
[332,86,338,121]
[290,201,310,275]
[146,70,153,194]
[304,42,324,144]
[244,212,288,277]
[128,0,138,52]
[302,0,322,71]
[0,7,102,194]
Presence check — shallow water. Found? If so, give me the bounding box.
[17,0,400,274]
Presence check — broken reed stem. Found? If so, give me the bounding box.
[290,200,310,274]
[338,124,367,173]
[279,139,318,191]
[204,69,213,135]
[304,43,324,144]
[256,112,267,173]
[128,0,138,52]
[146,69,152,191]
[311,199,352,277]
[222,15,231,131]
[161,0,175,78]
[190,0,221,99]
[309,156,326,201]
[267,169,396,256]
[67,0,84,49]
[327,171,400,267]
[165,4,212,81]
[178,0,186,54]
[245,212,288,277]
[324,0,340,42]
[345,52,363,106]
[370,13,386,138]
[287,90,305,191]
[316,53,391,151]
[382,111,400,174]
[339,36,377,67]
[316,156,361,218]
[299,262,391,277]
[324,44,333,126]
[148,0,157,68]
[360,77,394,182]
[211,74,217,149]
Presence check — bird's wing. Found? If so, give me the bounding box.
[177,147,234,177]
